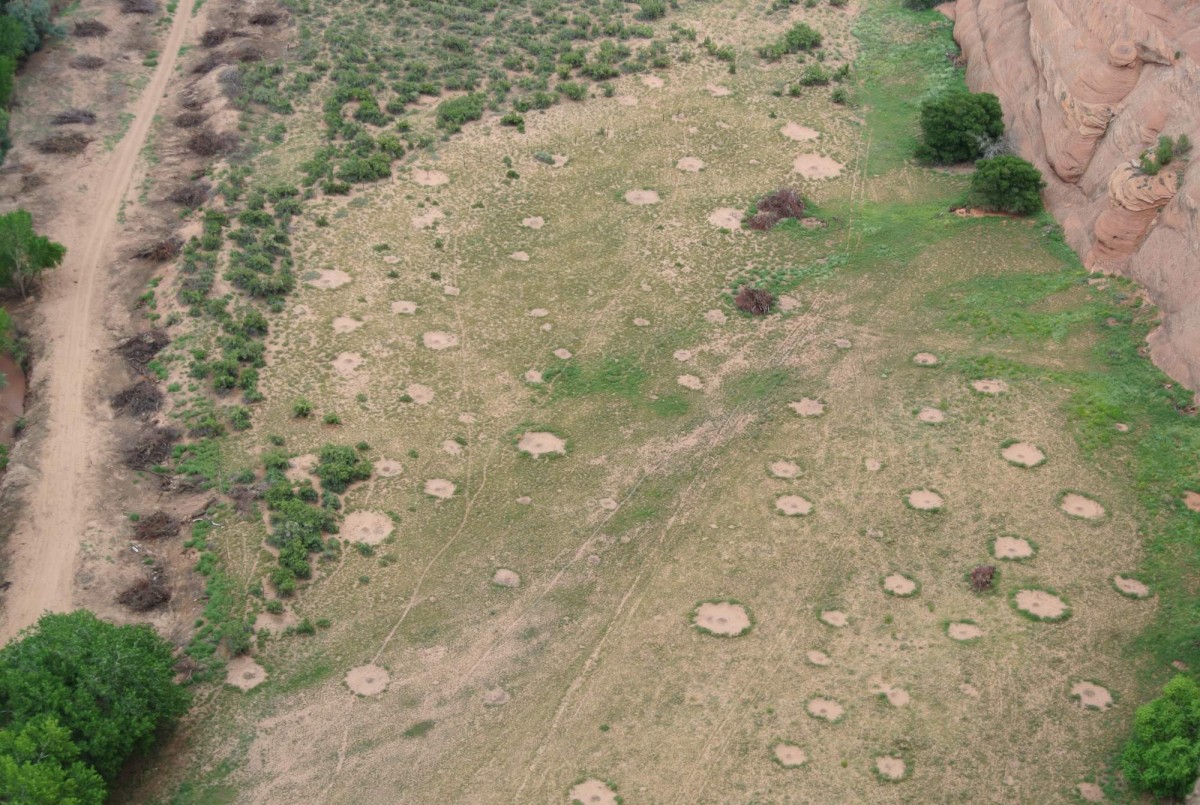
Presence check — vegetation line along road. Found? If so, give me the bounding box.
[0,0,197,642]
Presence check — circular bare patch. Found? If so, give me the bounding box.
[424,478,456,499]
[509,251,530,262]
[521,216,545,229]
[332,352,364,375]
[789,398,825,417]
[411,208,445,230]
[568,779,618,805]
[917,407,944,423]
[598,497,618,511]
[442,439,463,456]
[624,189,660,205]
[307,269,351,289]
[407,384,435,404]
[673,349,693,362]
[677,374,703,390]
[820,610,848,628]
[834,338,852,349]
[517,431,566,457]
[704,309,727,324]
[375,459,402,477]
[912,352,939,366]
[524,369,543,384]
[972,378,1009,394]
[492,568,520,588]
[411,168,449,186]
[706,84,731,96]
[1060,493,1105,519]
[883,573,918,597]
[907,490,944,511]
[516,496,532,505]
[342,511,393,545]
[1114,423,1129,433]
[1184,491,1200,512]
[642,74,664,88]
[332,316,362,333]
[806,650,831,666]
[992,536,1034,560]
[693,601,752,636]
[793,154,844,179]
[1014,589,1069,620]
[870,677,911,707]
[947,622,983,641]
[769,460,800,479]
[1076,782,1105,802]
[865,459,882,472]
[1071,681,1113,711]
[422,331,458,350]
[775,495,813,516]
[346,664,389,696]
[773,743,807,767]
[225,656,267,691]
[707,207,744,229]
[391,300,417,315]
[781,122,819,141]
[676,157,704,172]
[806,697,843,721]
[527,308,549,318]
[1001,442,1044,467]
[1113,575,1150,599]
[482,687,510,707]
[554,348,573,360]
[875,756,906,781]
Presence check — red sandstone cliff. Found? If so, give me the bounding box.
[952,0,1200,390]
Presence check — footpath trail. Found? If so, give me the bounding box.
[0,0,196,641]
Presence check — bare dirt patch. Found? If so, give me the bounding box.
[411,209,445,229]
[1001,442,1044,467]
[493,568,520,588]
[422,331,459,350]
[332,352,363,375]
[483,687,510,706]
[424,478,456,499]
[517,431,566,457]
[773,743,807,767]
[870,677,911,707]
[332,316,362,333]
[781,122,819,141]
[1060,493,1105,519]
[907,490,944,510]
[769,460,800,479]
[882,573,918,597]
[775,495,813,516]
[411,168,449,187]
[346,664,390,696]
[972,378,1009,394]
[342,511,394,545]
[391,300,417,314]
[616,94,638,106]
[1113,575,1150,599]
[705,84,730,96]
[947,622,983,641]
[677,374,703,390]
[554,348,573,360]
[1184,491,1200,512]
[624,189,660,205]
[789,398,825,417]
[524,369,543,384]
[992,536,1034,560]
[1014,589,1069,620]
[704,309,726,324]
[792,154,844,179]
[912,352,939,366]
[864,459,882,471]
[692,600,752,636]
[521,216,545,229]
[509,251,530,262]
[307,269,351,289]
[707,207,743,229]
[1076,782,1105,802]
[917,407,944,423]
[806,650,831,666]
[407,384,435,404]
[820,610,848,628]
[1070,681,1113,711]
[375,460,402,477]
[805,697,843,721]
[568,779,618,805]
[225,656,267,691]
[641,74,664,88]
[875,756,907,781]
[676,157,704,172]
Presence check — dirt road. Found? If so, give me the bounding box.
[0,0,195,641]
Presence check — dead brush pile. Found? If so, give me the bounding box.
[117,574,171,611]
[116,329,169,370]
[122,426,178,470]
[200,28,229,47]
[134,235,183,262]
[735,286,775,315]
[187,129,238,156]
[249,10,282,25]
[748,188,806,231]
[68,54,105,70]
[33,132,92,155]
[72,19,110,37]
[111,380,164,416]
[51,108,97,125]
[970,565,997,592]
[120,0,158,13]
[174,110,207,128]
[134,510,180,539]
[168,181,209,207]
[191,52,225,75]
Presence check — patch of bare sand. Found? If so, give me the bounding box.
[517,431,565,457]
[673,349,693,362]
[492,568,520,587]
[509,251,530,262]
[1071,681,1114,711]
[624,189,660,205]
[793,154,844,179]
[707,207,743,229]
[917,407,944,423]
[907,490,943,510]
[1060,493,1105,519]
[769,460,800,479]
[306,269,351,289]
[806,650,831,666]
[1184,491,1200,512]
[598,497,618,510]
[568,779,618,805]
[482,687,510,706]
[422,331,459,350]
[693,601,752,636]
[875,757,906,781]
[375,459,402,477]
[677,374,703,390]
[342,511,393,545]
[806,698,843,721]
[1113,575,1150,598]
[993,536,1034,560]
[820,610,848,628]
[642,74,664,88]
[883,573,918,597]
[704,309,727,324]
[523,369,543,384]
[789,398,825,417]
[391,300,417,314]
[424,478,456,499]
[676,156,704,172]
[411,168,449,187]
[1015,589,1068,619]
[775,495,813,516]
[633,317,650,327]
[773,743,807,767]
[781,122,819,141]
[554,348,573,360]
[1114,423,1130,433]
[1002,442,1044,467]
[973,378,1009,394]
[834,338,852,349]
[706,84,731,96]
[870,676,911,707]
[407,384,434,404]
[912,352,939,366]
[332,352,364,375]
[865,458,882,471]
[947,622,983,640]
[411,208,445,229]
[442,439,463,456]
[332,316,362,333]
[1077,782,1105,802]
[345,664,389,696]
[225,656,267,691]
[521,215,545,229]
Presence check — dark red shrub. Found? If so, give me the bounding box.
[735,286,775,315]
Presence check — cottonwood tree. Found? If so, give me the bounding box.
[0,209,65,296]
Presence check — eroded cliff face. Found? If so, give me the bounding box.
[952,0,1200,391]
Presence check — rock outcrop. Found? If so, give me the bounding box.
[953,0,1200,391]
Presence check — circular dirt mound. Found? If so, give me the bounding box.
[706,84,731,96]
[332,316,362,333]
[972,378,1009,394]
[1113,575,1150,599]
[332,352,363,375]
[947,622,983,641]
[391,300,417,314]
[912,352,939,366]
[342,511,393,545]
[769,460,800,479]
[624,189,660,205]
[875,756,906,781]
[1076,782,1105,802]
[883,573,918,597]
[907,489,943,511]
[407,384,435,404]
[422,331,459,350]
[1071,681,1114,711]
[806,697,843,721]
[1014,589,1069,621]
[225,656,267,691]
[524,369,543,384]
[676,157,704,172]
[806,649,831,666]
[773,743,808,767]
[412,168,449,186]
[789,398,825,417]
[346,664,389,696]
[567,779,618,805]
[707,207,743,229]
[865,458,882,471]
[510,251,530,262]
[493,568,520,588]
[424,478,456,499]
[834,338,852,349]
[792,154,843,179]
[554,348,573,360]
[521,215,545,229]
[781,122,819,141]
[992,536,1034,560]
[693,601,752,636]
[775,495,813,516]
[483,687,510,706]
[917,407,944,423]
[677,374,703,390]
[1001,442,1045,467]
[820,610,848,628]
[306,269,351,289]
[870,677,911,707]
[517,431,566,457]
[1060,493,1105,519]
[375,459,402,477]
[1184,491,1200,512]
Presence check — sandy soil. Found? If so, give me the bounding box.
[624,189,660,205]
[993,536,1035,560]
[768,460,800,478]
[567,779,618,805]
[424,478,456,499]
[820,610,848,628]
[972,378,1009,394]
[806,697,843,721]
[912,352,939,366]
[781,122,820,141]
[1076,782,1105,801]
[692,601,751,636]
[773,743,807,767]
[411,168,450,187]
[676,157,704,172]
[307,269,352,289]
[875,756,906,780]
[345,664,390,696]
[806,650,831,666]
[947,622,983,640]
[1112,575,1150,598]
[422,331,459,350]
[492,569,520,588]
[882,573,917,596]
[1001,442,1045,467]
[1060,493,1105,519]
[1070,681,1113,711]
[907,490,944,510]
[707,208,744,229]
[1014,589,1068,620]
[342,511,394,545]
[517,431,566,457]
[792,154,844,179]
[917,407,945,423]
[225,656,267,691]
[789,398,825,417]
[775,495,813,516]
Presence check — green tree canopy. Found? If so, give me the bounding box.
[0,717,105,805]
[917,90,1004,164]
[0,209,65,297]
[967,155,1045,215]
[0,610,190,781]
[1121,675,1200,799]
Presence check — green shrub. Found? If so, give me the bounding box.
[967,156,1045,215]
[761,22,822,60]
[559,81,586,101]
[292,398,313,418]
[799,64,830,86]
[1139,134,1192,176]
[636,0,666,19]
[902,0,941,8]
[1122,675,1200,799]
[0,716,105,804]
[4,0,59,58]
[315,443,372,493]
[0,56,14,109]
[917,90,1004,164]
[435,93,484,132]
